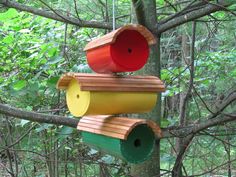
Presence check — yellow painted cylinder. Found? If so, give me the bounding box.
[66,79,157,117]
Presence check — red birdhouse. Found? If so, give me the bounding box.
[84,25,156,73]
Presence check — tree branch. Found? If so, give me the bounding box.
[172,21,197,176]
[0,103,79,128]
[0,124,36,153]
[162,91,236,138]
[179,21,196,124]
[1,91,235,141]
[132,0,146,26]
[187,157,236,177]
[1,0,234,35]
[0,0,113,29]
[158,1,206,26]
[204,0,236,17]
[156,0,234,34]
[172,135,194,176]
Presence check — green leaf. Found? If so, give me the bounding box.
[161,118,170,127]
[202,79,210,86]
[71,64,93,73]
[214,11,225,19]
[3,35,14,44]
[228,4,236,11]
[0,77,4,84]
[47,47,58,57]
[230,68,236,77]
[0,8,18,21]
[19,29,31,33]
[35,123,53,132]
[65,146,72,150]
[12,80,27,90]
[58,126,73,139]
[100,155,114,164]
[47,76,59,88]
[20,120,30,127]
[158,0,164,5]
[161,154,175,163]
[47,56,63,64]
[88,149,98,155]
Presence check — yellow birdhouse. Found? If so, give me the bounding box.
[56,73,165,117]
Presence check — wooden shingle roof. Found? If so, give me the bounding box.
[56,73,165,92]
[77,115,162,140]
[84,24,156,51]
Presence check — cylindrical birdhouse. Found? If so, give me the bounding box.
[84,25,156,73]
[77,116,162,163]
[57,73,165,117]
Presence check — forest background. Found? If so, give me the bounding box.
[0,0,236,176]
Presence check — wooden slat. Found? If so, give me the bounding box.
[82,117,139,127]
[77,116,162,140]
[81,86,165,92]
[57,73,166,92]
[59,79,164,87]
[79,122,130,131]
[63,73,158,79]
[82,116,143,125]
[77,126,125,139]
[79,119,130,130]
[86,116,162,138]
[70,77,163,84]
[78,123,127,134]
[84,24,156,51]
[81,83,163,88]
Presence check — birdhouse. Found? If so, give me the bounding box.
[57,73,165,117]
[77,115,162,163]
[84,25,156,73]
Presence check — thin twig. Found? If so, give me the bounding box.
[73,0,81,20]
[0,124,36,153]
[38,0,79,25]
[203,0,236,17]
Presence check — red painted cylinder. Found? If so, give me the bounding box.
[86,30,149,73]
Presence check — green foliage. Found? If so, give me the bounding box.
[159,11,236,174]
[0,5,129,176]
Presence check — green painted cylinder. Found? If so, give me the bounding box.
[81,124,155,164]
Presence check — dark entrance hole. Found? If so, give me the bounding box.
[134,139,141,147]
[128,48,132,53]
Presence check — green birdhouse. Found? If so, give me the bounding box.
[77,115,162,163]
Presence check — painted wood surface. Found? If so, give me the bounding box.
[65,79,158,116]
[84,25,156,73]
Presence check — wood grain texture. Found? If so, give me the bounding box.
[56,73,165,92]
[77,115,162,140]
[84,24,156,51]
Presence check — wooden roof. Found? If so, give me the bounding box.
[56,73,165,92]
[77,115,162,140]
[84,24,156,51]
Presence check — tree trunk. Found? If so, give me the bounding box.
[131,1,161,176]
[175,33,190,177]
